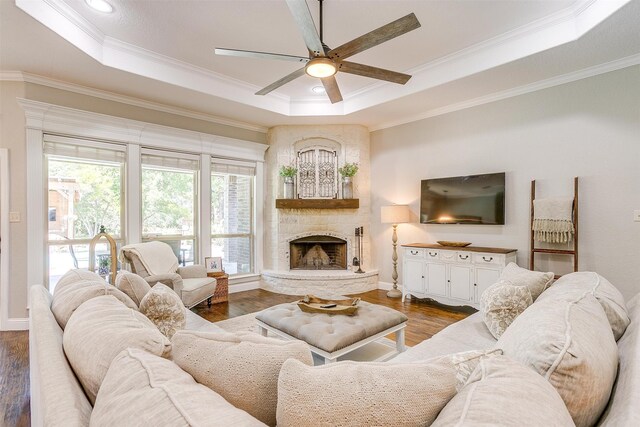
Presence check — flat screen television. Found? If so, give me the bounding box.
[420,172,505,225]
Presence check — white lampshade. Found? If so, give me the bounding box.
[381,205,411,224]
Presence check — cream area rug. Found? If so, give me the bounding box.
[215,312,406,365]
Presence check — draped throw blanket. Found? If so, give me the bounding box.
[119,241,179,275]
[533,198,574,243]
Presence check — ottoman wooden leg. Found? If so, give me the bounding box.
[258,325,268,337]
[207,297,212,307]
[396,328,406,353]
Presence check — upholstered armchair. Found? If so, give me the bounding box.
[119,241,216,308]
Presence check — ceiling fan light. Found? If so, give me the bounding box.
[305,58,337,78]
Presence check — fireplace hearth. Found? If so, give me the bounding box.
[290,235,347,270]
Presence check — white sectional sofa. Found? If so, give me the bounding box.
[29,270,640,426]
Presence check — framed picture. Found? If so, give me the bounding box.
[205,256,223,273]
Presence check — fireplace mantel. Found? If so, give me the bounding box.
[275,199,359,209]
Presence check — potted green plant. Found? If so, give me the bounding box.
[338,162,359,199]
[279,165,298,199]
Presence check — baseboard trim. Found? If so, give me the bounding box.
[229,281,260,294]
[378,281,402,291]
[1,317,29,331]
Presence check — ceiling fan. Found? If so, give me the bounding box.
[214,0,421,104]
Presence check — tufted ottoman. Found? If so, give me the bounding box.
[255,301,408,364]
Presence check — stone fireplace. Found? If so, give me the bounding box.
[261,125,379,295]
[290,235,347,270]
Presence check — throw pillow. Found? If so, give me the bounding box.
[433,355,574,426]
[91,348,264,427]
[480,279,533,339]
[496,293,618,427]
[54,269,105,293]
[63,295,171,404]
[52,279,137,329]
[171,330,313,426]
[538,271,630,340]
[139,283,186,338]
[499,262,553,300]
[115,271,151,306]
[275,354,482,427]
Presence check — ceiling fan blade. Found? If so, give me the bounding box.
[285,0,325,57]
[321,76,343,104]
[215,48,309,63]
[338,61,411,84]
[255,67,307,95]
[328,13,420,61]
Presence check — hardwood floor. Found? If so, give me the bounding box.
[192,288,475,347]
[0,331,30,427]
[1,288,473,426]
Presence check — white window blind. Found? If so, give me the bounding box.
[211,159,256,176]
[44,135,125,163]
[141,148,200,171]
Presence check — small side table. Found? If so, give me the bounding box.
[206,271,229,304]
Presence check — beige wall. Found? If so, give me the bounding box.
[370,65,640,300]
[0,81,267,320]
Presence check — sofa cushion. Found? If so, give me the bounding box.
[496,293,618,427]
[180,277,216,307]
[29,285,92,427]
[54,269,106,293]
[139,283,186,338]
[91,348,265,427]
[52,279,137,329]
[63,295,171,404]
[172,330,313,426]
[392,312,496,363]
[276,357,460,427]
[115,271,151,306]
[598,292,640,426]
[480,279,533,339]
[433,355,575,426]
[538,271,630,340]
[499,262,553,300]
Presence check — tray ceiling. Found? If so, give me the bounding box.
[3,0,639,129]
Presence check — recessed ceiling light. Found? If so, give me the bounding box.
[312,86,326,94]
[85,0,113,13]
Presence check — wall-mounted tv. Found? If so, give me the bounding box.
[420,172,505,225]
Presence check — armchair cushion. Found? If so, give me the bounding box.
[181,278,216,308]
[177,264,207,279]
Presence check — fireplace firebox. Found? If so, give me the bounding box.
[289,235,347,270]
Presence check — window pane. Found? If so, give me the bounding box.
[211,173,252,235]
[48,242,120,292]
[48,159,122,239]
[142,166,196,237]
[211,237,252,275]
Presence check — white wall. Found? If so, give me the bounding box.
[370,65,640,300]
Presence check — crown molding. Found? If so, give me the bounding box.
[16,98,270,162]
[1,71,268,133]
[369,53,640,132]
[13,0,633,117]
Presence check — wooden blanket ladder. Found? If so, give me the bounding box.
[529,177,579,275]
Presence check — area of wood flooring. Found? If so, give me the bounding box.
[1,288,473,426]
[192,288,475,347]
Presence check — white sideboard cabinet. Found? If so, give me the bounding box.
[401,244,517,309]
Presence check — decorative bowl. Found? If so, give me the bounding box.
[437,241,472,247]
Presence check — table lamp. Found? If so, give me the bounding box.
[381,205,411,298]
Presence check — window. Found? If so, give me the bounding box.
[211,161,255,275]
[45,137,125,290]
[141,150,199,266]
[297,148,337,198]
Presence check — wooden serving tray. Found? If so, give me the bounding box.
[297,295,361,316]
